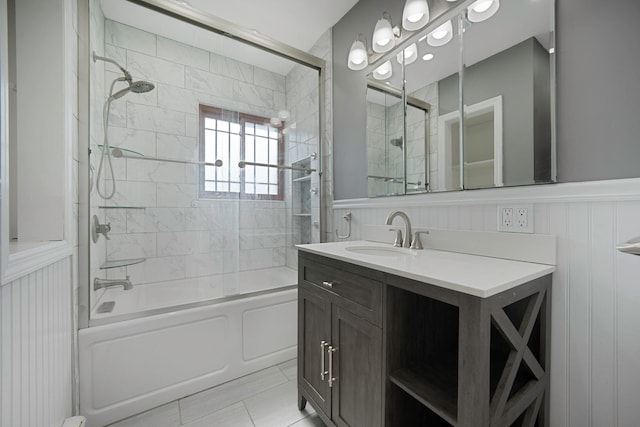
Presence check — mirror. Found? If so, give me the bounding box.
[365,0,555,196]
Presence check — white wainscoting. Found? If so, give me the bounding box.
[1,256,74,427]
[333,178,640,427]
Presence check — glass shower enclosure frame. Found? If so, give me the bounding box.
[78,0,327,329]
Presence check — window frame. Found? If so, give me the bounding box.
[198,104,284,201]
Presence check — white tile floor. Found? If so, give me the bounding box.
[106,359,326,427]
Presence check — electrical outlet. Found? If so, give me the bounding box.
[516,208,528,228]
[498,205,534,233]
[502,208,513,227]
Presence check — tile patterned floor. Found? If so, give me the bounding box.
[106,359,326,427]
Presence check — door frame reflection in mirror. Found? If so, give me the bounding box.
[438,95,503,191]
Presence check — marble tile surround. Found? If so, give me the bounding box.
[94,19,323,286]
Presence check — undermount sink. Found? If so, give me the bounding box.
[345,245,414,257]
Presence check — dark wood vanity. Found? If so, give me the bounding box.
[297,250,552,427]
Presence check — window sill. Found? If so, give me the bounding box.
[3,240,73,285]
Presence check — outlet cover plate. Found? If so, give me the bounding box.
[498,205,534,233]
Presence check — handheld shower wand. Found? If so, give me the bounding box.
[92,52,155,200]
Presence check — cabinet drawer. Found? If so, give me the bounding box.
[300,254,382,326]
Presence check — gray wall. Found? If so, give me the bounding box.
[556,0,640,182]
[333,0,640,200]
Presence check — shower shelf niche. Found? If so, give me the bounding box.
[100,258,146,270]
[292,155,315,245]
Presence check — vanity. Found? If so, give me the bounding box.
[296,236,555,427]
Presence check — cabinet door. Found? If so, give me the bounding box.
[331,306,383,427]
[298,284,332,417]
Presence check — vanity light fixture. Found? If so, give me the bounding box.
[427,20,453,47]
[372,13,397,53]
[270,117,281,126]
[396,43,418,65]
[467,0,500,23]
[269,110,291,127]
[347,35,369,70]
[422,53,435,61]
[372,60,393,80]
[402,0,430,31]
[278,110,290,121]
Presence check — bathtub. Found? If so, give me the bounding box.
[79,267,298,427]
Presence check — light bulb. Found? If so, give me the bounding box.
[408,13,424,23]
[473,1,493,13]
[427,20,453,47]
[402,0,430,31]
[432,30,448,40]
[348,38,368,70]
[467,0,500,22]
[373,61,393,80]
[373,16,395,53]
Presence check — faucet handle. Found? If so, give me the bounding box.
[410,230,430,250]
[389,228,403,247]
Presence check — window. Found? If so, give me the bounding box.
[199,105,284,200]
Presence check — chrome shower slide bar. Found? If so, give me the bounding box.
[111,148,223,167]
[238,161,316,174]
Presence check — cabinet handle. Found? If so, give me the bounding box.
[328,345,336,388]
[322,281,335,288]
[320,341,328,381]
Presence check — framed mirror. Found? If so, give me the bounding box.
[364,0,555,196]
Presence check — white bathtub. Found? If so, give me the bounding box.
[79,267,298,427]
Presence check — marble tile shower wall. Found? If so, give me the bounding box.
[93,19,296,288]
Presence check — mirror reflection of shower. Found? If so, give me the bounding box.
[92,52,155,199]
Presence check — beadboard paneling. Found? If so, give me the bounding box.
[1,256,74,427]
[332,192,640,427]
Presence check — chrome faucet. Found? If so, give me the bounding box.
[385,211,412,248]
[94,276,133,291]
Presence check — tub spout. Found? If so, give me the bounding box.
[94,276,133,291]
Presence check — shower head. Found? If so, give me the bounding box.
[109,80,155,101]
[390,136,404,149]
[130,80,155,93]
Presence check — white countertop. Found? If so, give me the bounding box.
[297,241,555,298]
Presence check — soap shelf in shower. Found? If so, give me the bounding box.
[100,258,146,270]
[98,206,146,210]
